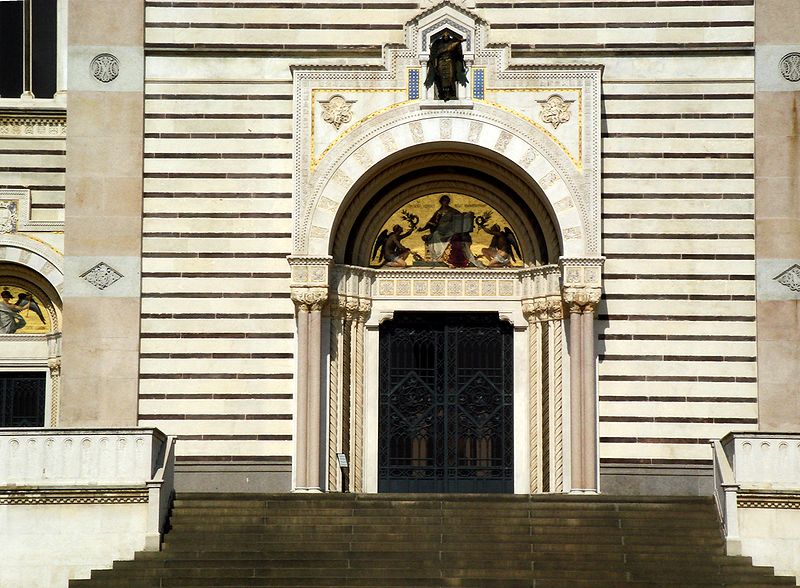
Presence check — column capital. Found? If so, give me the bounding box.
[562,287,601,314]
[523,296,564,323]
[291,286,328,312]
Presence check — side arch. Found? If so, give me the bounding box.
[294,103,598,258]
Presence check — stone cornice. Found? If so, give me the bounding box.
[0,486,148,505]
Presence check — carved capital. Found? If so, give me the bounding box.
[562,287,601,315]
[358,298,372,318]
[291,287,328,312]
[523,295,564,323]
[546,295,564,320]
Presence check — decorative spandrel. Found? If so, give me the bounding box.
[0,286,50,334]
[370,193,524,269]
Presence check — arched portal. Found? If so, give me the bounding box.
[290,93,603,497]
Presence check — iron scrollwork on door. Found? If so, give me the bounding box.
[378,312,513,493]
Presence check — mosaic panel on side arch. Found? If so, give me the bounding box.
[0,285,51,334]
[370,193,524,269]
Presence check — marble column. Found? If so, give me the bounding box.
[564,287,601,493]
[291,287,327,492]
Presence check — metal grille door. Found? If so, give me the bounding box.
[0,372,46,427]
[378,312,513,493]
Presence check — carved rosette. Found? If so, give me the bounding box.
[320,95,355,130]
[537,95,574,130]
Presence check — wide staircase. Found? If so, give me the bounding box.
[71,493,797,588]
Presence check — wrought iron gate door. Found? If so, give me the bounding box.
[378,312,514,493]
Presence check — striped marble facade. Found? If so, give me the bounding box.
[136,0,757,475]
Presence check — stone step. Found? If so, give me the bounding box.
[70,493,795,588]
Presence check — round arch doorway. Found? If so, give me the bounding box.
[319,142,569,496]
[378,311,514,493]
[290,130,603,496]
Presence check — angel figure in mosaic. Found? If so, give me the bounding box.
[478,223,522,268]
[0,290,29,334]
[372,211,422,268]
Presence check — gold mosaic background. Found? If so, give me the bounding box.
[370,193,523,268]
[0,286,50,334]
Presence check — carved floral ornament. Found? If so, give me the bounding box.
[320,95,356,130]
[0,201,18,234]
[537,95,574,130]
[291,287,328,311]
[779,53,800,83]
[522,296,564,322]
[774,264,800,292]
[80,262,123,290]
[562,286,602,314]
[90,53,120,83]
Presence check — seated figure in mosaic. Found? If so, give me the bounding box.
[417,195,481,268]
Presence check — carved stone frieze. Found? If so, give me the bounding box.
[0,115,66,137]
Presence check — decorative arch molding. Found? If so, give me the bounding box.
[333,148,563,266]
[0,235,64,296]
[297,105,597,259]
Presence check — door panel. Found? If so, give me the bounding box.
[378,312,513,493]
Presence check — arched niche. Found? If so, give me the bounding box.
[331,143,563,268]
[0,263,62,333]
[0,238,64,428]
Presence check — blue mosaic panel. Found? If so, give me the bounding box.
[473,69,485,100]
[408,69,420,100]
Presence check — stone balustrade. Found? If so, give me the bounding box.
[1,428,176,588]
[0,428,167,487]
[723,432,800,491]
[712,432,800,583]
